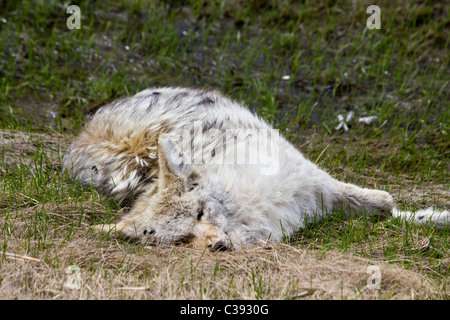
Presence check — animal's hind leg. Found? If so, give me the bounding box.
[332,180,394,218]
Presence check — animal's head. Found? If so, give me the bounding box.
[94,134,236,251]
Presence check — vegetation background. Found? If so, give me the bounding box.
[0,0,448,299]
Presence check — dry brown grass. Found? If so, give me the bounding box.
[0,202,447,300]
[0,129,448,300]
[0,236,444,300]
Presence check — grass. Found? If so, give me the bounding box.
[0,0,448,299]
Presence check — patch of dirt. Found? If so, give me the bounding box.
[0,129,70,172]
[333,167,449,209]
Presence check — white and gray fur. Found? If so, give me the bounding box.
[63,87,449,250]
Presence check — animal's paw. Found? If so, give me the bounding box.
[368,190,395,214]
[91,221,141,240]
[380,191,394,208]
[92,223,117,234]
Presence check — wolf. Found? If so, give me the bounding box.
[63,87,449,250]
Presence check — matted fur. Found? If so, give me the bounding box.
[63,87,447,250]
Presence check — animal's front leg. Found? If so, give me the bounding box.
[92,219,146,240]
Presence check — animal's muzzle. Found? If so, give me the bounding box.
[208,241,229,252]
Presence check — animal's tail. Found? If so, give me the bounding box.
[391,207,449,230]
[333,180,449,230]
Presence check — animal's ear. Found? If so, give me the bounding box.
[158,134,192,185]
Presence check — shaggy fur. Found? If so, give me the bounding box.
[63,87,448,250]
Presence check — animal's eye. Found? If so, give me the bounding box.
[197,208,204,221]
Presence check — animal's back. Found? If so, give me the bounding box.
[63,87,272,203]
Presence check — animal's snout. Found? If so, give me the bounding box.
[143,229,155,235]
[190,220,231,251]
[209,241,229,252]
